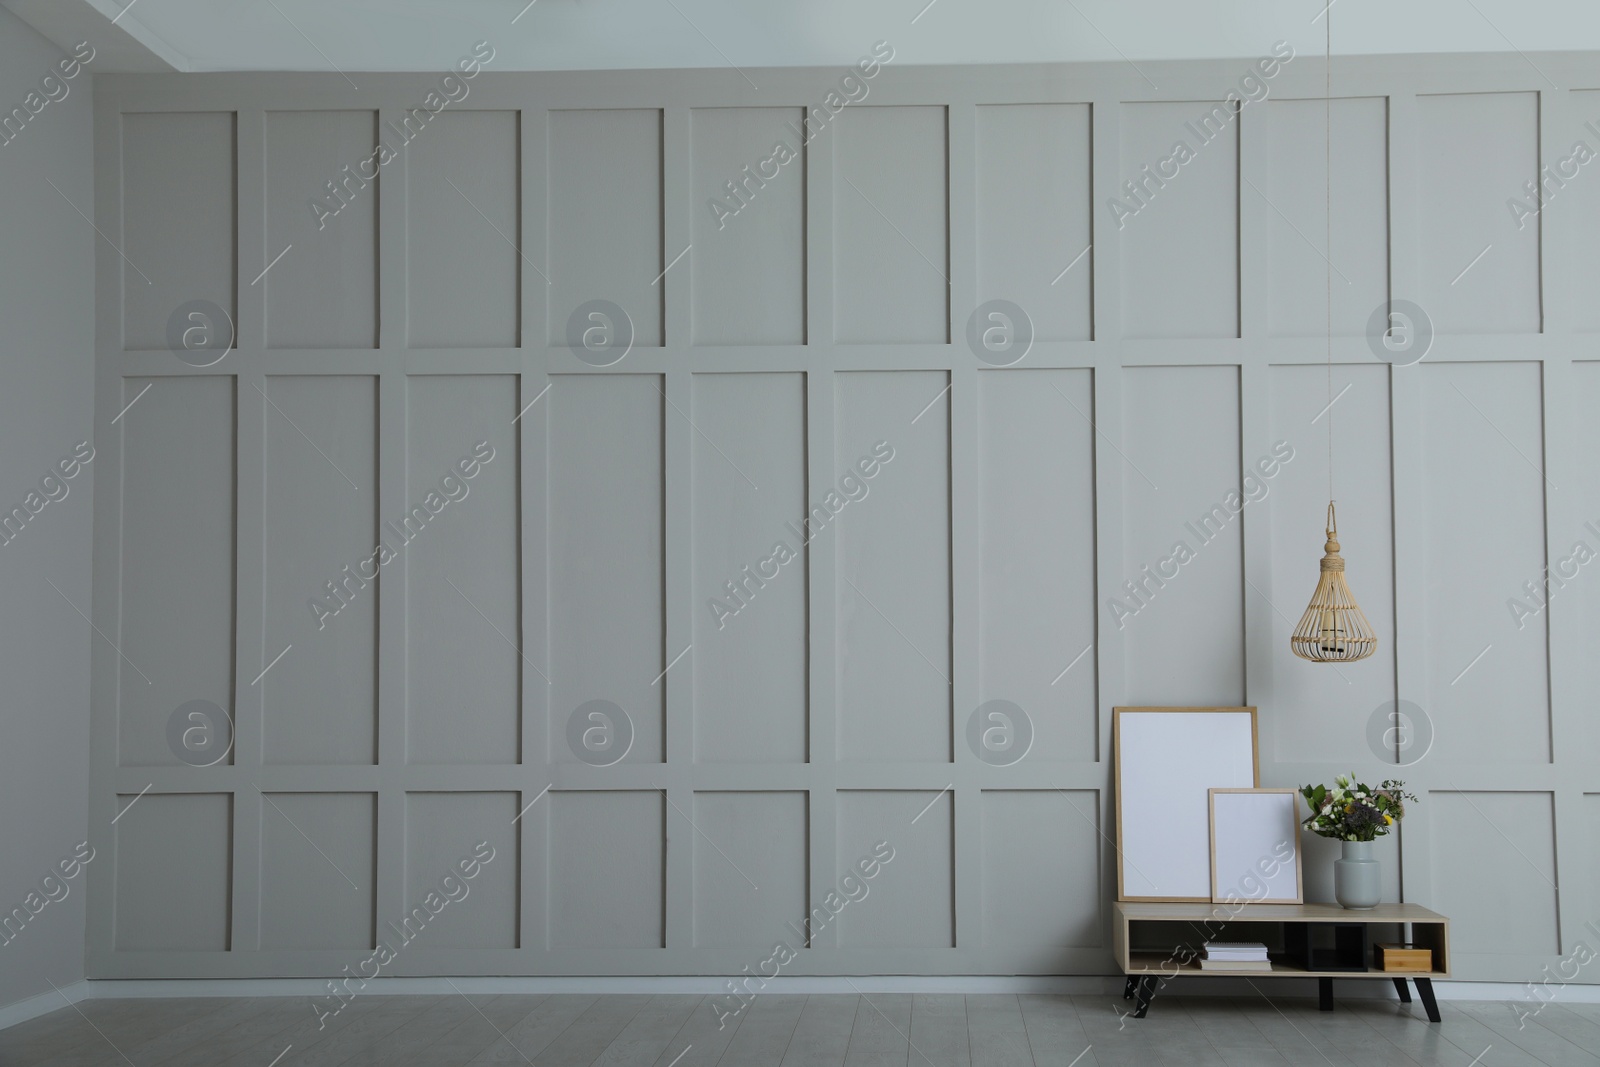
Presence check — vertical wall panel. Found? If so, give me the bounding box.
[114,793,232,950]
[1118,102,1238,339]
[1586,794,1600,929]
[1420,362,1550,762]
[405,376,521,764]
[835,371,951,763]
[120,112,236,351]
[1429,791,1559,955]
[548,109,663,347]
[835,791,951,949]
[1570,363,1600,752]
[1119,365,1244,703]
[117,377,235,766]
[1262,98,1389,337]
[691,792,807,948]
[548,791,664,949]
[976,369,1097,762]
[406,111,520,348]
[980,791,1100,950]
[1416,93,1540,334]
[833,106,949,343]
[1570,93,1600,333]
[262,375,377,765]
[549,375,664,764]
[974,104,1093,341]
[265,110,379,348]
[403,792,519,949]
[259,792,375,949]
[692,372,808,763]
[1267,365,1395,761]
[691,108,806,345]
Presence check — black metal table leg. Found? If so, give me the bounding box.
[1392,977,1412,1003]
[1413,977,1441,1022]
[1123,975,1139,1000]
[1133,976,1158,1018]
[1318,978,1334,1011]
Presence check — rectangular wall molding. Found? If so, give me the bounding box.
[86,56,1600,981]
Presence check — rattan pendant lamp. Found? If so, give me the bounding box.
[1290,4,1377,664]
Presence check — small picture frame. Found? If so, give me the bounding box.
[1209,787,1303,905]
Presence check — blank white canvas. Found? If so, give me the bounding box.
[1210,790,1301,903]
[1117,710,1257,900]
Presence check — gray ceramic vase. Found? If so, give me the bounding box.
[1334,839,1382,909]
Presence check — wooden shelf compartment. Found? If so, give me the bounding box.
[1113,900,1451,979]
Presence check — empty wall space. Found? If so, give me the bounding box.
[83,54,1600,986]
[0,8,96,1011]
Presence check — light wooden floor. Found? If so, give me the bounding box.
[4,991,1597,1067]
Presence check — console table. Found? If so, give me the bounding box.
[1113,901,1451,1021]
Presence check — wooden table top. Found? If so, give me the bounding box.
[1114,901,1447,923]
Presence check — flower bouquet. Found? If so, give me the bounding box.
[1299,774,1415,841]
[1299,774,1417,909]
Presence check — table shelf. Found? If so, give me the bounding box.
[1113,900,1451,1022]
[1125,951,1448,980]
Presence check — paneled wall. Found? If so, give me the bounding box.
[89,51,1600,982]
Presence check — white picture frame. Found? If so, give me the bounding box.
[1209,787,1304,905]
[1114,707,1259,901]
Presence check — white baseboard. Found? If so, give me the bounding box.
[7,974,1598,1030]
[0,980,90,1031]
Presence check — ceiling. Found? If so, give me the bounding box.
[7,0,1600,74]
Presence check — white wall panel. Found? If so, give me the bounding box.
[404,376,521,764]
[1569,363,1600,754]
[1267,364,1395,762]
[691,792,807,948]
[265,110,379,348]
[1420,362,1549,763]
[262,375,378,766]
[1429,791,1559,956]
[835,371,951,763]
[692,372,808,763]
[1569,93,1600,334]
[259,792,375,949]
[980,791,1100,951]
[691,108,806,345]
[549,791,664,949]
[114,793,232,951]
[1118,102,1238,339]
[1416,92,1541,334]
[548,109,663,347]
[404,792,520,949]
[549,375,664,765]
[974,104,1092,342]
[833,107,948,343]
[1586,794,1600,931]
[116,377,235,766]
[1119,365,1244,704]
[976,369,1097,762]
[835,791,952,949]
[119,112,234,351]
[406,111,521,348]
[1261,98,1389,338]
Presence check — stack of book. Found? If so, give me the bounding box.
[1199,941,1271,971]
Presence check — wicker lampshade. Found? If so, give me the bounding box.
[1291,502,1377,662]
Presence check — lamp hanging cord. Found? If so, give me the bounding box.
[1325,0,1333,506]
